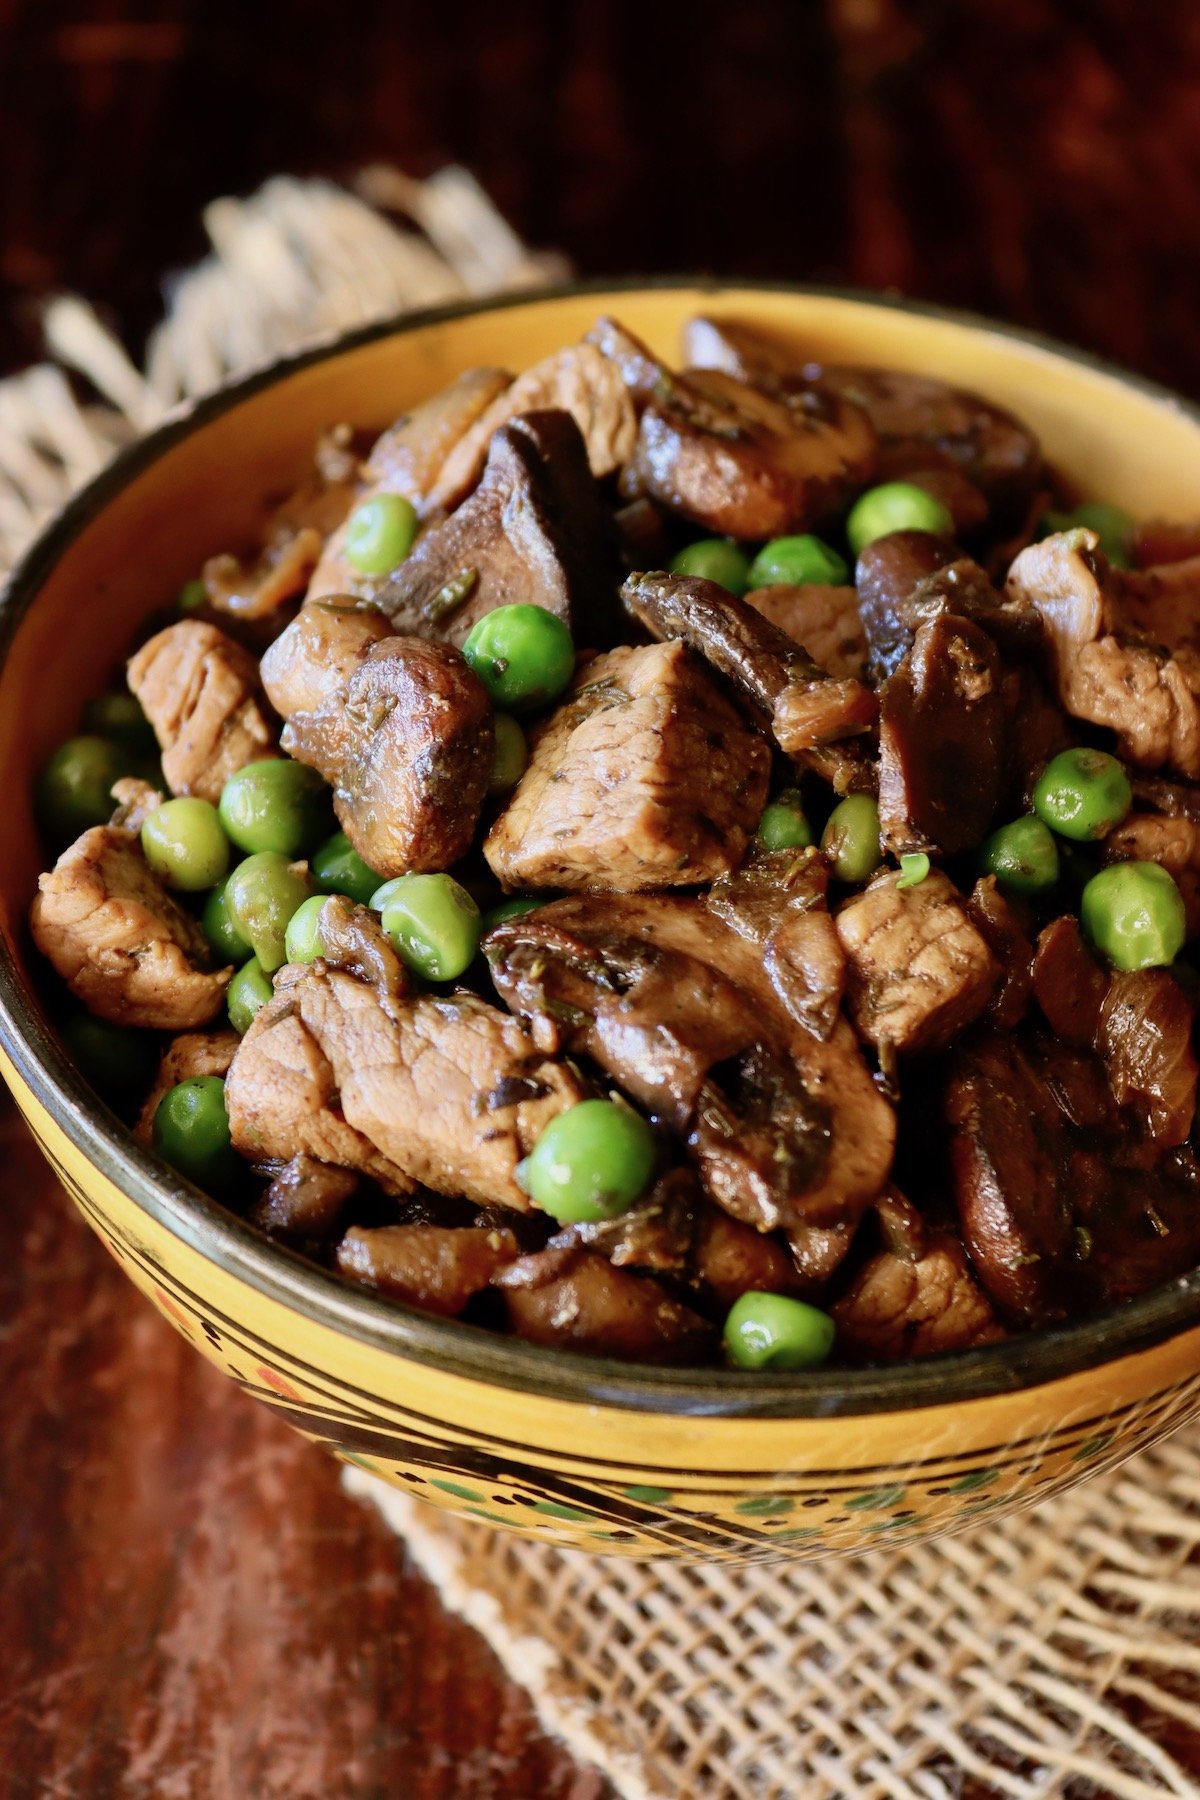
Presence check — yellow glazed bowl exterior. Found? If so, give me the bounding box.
[4,283,1200,1562]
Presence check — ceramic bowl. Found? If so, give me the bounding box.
[4,283,1200,1563]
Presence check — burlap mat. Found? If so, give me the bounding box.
[3,167,1200,1800]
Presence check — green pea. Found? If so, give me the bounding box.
[723,1291,835,1371]
[1041,501,1135,570]
[518,1099,657,1223]
[979,816,1060,896]
[746,534,849,589]
[178,577,208,612]
[846,482,955,558]
[227,956,274,1034]
[36,735,135,843]
[481,896,545,931]
[489,713,528,795]
[284,894,329,965]
[821,794,882,883]
[152,1075,239,1188]
[140,797,230,892]
[62,1014,159,1105]
[897,852,931,889]
[757,789,813,852]
[311,830,381,906]
[462,604,575,713]
[343,493,418,575]
[377,872,481,982]
[218,758,331,858]
[670,538,753,595]
[1033,747,1132,842]
[1080,861,1187,971]
[202,876,253,966]
[225,852,311,974]
[81,691,158,758]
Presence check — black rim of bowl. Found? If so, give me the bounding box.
[5,274,1200,1422]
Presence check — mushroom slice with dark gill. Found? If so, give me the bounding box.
[375,409,619,648]
[484,893,894,1243]
[588,316,877,540]
[876,611,1006,858]
[621,571,877,792]
[482,639,770,893]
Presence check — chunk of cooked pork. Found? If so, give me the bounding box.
[744,583,868,681]
[426,343,637,512]
[32,825,230,1029]
[276,631,493,877]
[835,869,998,1056]
[135,1028,240,1142]
[251,1154,359,1243]
[307,369,512,601]
[336,1223,522,1314]
[496,1248,714,1362]
[832,1232,1004,1360]
[226,900,585,1209]
[376,410,618,648]
[1005,530,1200,778]
[483,641,769,892]
[127,619,278,803]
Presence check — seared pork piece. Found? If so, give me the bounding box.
[550,1169,697,1277]
[1118,554,1200,655]
[707,846,845,1039]
[680,315,803,387]
[32,825,230,1029]
[227,900,585,1209]
[832,1233,1004,1360]
[1031,916,1109,1048]
[135,1028,240,1142]
[377,411,618,648]
[691,1206,807,1307]
[260,599,393,719]
[251,1154,359,1243]
[1096,971,1198,1146]
[483,640,769,892]
[945,1031,1077,1322]
[745,583,868,682]
[110,776,163,833]
[1005,530,1200,779]
[497,1248,713,1362]
[308,370,512,600]
[336,1223,522,1314]
[877,612,1005,857]
[621,573,877,790]
[278,633,493,877]
[128,620,278,804]
[835,870,998,1056]
[1106,811,1200,873]
[426,344,636,512]
[966,877,1033,1031]
[486,894,895,1240]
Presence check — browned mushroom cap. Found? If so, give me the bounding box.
[374,409,619,649]
[706,846,846,1040]
[877,611,1006,857]
[590,315,877,539]
[682,316,1041,506]
[621,571,877,790]
[855,531,1043,685]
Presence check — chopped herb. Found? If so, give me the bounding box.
[422,567,478,624]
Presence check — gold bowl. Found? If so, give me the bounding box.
[3,283,1200,1562]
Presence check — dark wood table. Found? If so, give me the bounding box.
[0,1095,608,1797]
[5,2,1200,1792]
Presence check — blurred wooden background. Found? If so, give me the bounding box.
[2,0,1200,390]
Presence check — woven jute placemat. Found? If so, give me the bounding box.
[4,167,1200,1800]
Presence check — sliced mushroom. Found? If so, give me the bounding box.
[707,845,845,1039]
[375,409,619,648]
[620,571,877,792]
[251,1155,360,1244]
[877,611,1005,857]
[335,1222,522,1315]
[855,531,1041,684]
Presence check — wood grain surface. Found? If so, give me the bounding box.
[4,2,1200,1793]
